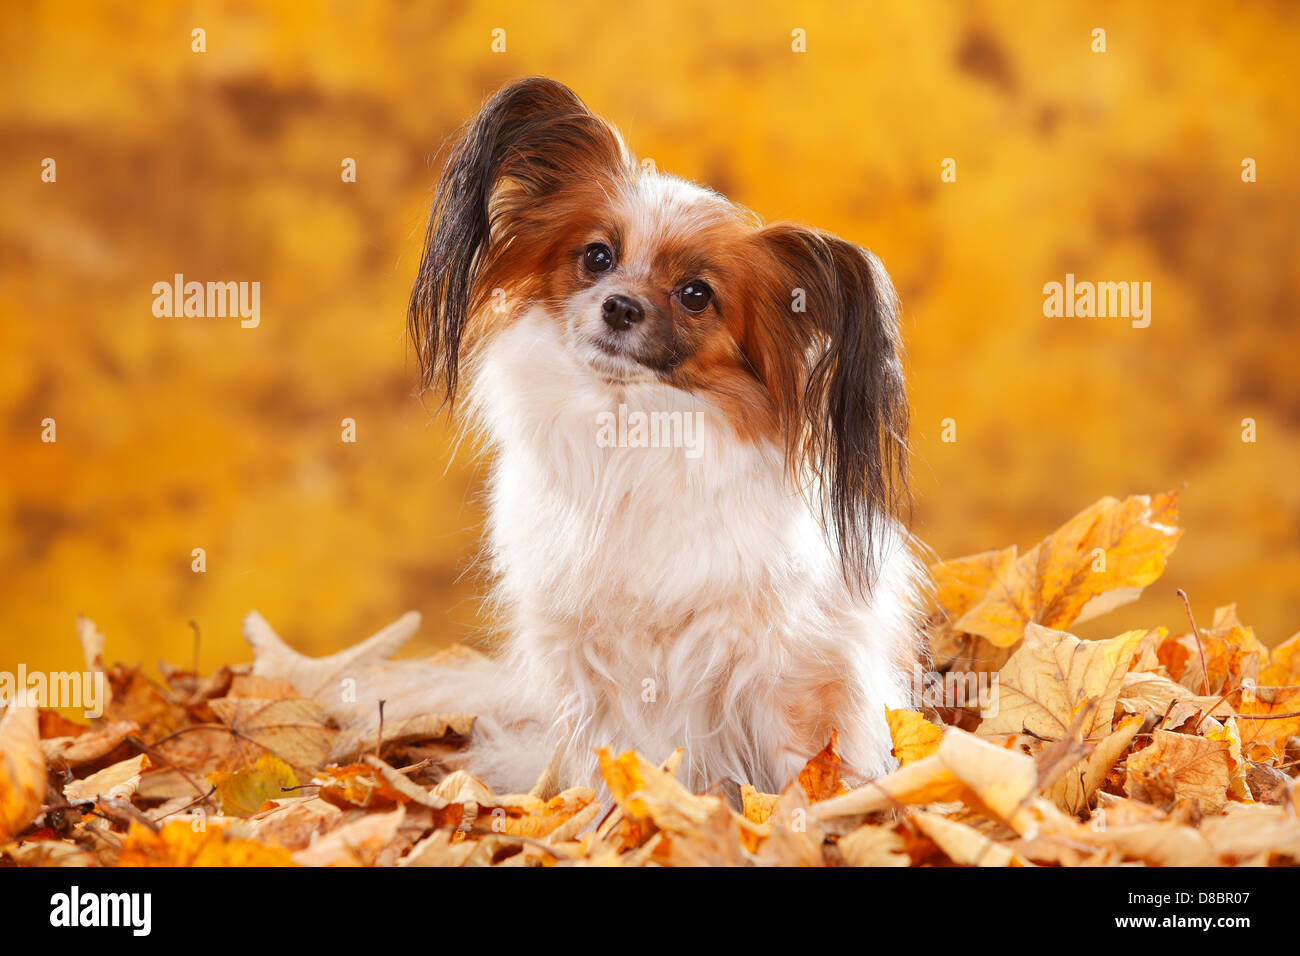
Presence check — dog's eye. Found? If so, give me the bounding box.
[583,243,615,273]
[679,281,712,313]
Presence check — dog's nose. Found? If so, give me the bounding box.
[601,294,645,331]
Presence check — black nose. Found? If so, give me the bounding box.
[601,294,645,331]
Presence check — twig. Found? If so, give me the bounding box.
[154,786,219,822]
[1176,589,1212,696]
[126,735,217,810]
[375,699,386,760]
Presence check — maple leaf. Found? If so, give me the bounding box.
[933,491,1182,649]
[977,625,1145,741]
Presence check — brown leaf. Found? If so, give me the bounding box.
[208,696,336,772]
[41,720,138,768]
[1126,730,1232,814]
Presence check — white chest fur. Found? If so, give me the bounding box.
[469,311,921,792]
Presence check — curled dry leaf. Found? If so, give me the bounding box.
[813,728,1038,834]
[41,719,138,767]
[1126,730,1233,814]
[64,754,150,804]
[797,730,848,801]
[910,810,1030,867]
[0,702,45,839]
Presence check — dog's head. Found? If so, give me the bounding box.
[409,77,909,586]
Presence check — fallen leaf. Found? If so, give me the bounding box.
[1233,685,1300,761]
[837,824,910,866]
[1126,730,1232,814]
[0,703,45,839]
[210,753,299,817]
[119,820,295,866]
[65,754,150,804]
[944,491,1181,647]
[797,730,848,801]
[911,810,1029,867]
[978,625,1146,740]
[886,708,945,766]
[208,696,336,772]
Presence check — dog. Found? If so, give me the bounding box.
[296,77,926,796]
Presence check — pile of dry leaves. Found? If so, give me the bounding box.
[2,490,1298,866]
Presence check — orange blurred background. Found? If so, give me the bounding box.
[3,1,1298,680]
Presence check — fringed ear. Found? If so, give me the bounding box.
[407,77,629,405]
[751,224,911,589]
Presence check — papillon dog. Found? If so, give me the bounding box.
[317,77,925,796]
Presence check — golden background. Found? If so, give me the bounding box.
[3,1,1298,679]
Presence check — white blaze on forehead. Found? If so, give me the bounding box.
[616,172,735,281]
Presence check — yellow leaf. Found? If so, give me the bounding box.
[1233,685,1300,762]
[1260,631,1300,686]
[911,810,1030,867]
[1046,714,1142,816]
[119,820,295,866]
[740,784,779,826]
[886,708,944,765]
[940,491,1181,647]
[978,625,1145,741]
[812,728,1037,833]
[0,703,45,839]
[210,753,299,817]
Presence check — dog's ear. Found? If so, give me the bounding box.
[408,77,629,404]
[749,224,910,588]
